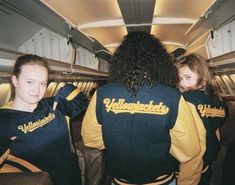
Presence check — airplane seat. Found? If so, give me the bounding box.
[71,120,83,143]
[75,140,108,185]
[0,172,54,185]
[220,100,235,145]
[70,110,86,144]
[0,138,54,185]
[209,99,235,185]
[76,148,86,185]
[222,95,235,102]
[0,83,12,107]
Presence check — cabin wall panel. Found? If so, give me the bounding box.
[207,30,223,58]
[76,47,99,70]
[18,28,74,64]
[18,45,28,54]
[84,50,89,68]
[17,28,109,73]
[222,24,232,54]
[231,20,235,51]
[90,54,99,70]
[99,58,109,72]
[33,32,44,57]
[19,38,36,55]
[207,20,235,58]
[50,32,60,61]
[76,48,86,67]
[40,28,52,59]
[59,37,73,64]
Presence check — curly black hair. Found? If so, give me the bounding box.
[109,31,179,97]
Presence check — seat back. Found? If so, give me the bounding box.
[0,172,54,185]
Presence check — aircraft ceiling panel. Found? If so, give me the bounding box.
[41,0,219,55]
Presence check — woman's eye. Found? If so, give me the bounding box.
[185,76,191,80]
[41,83,47,87]
[27,80,33,85]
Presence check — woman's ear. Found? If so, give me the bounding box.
[11,75,17,87]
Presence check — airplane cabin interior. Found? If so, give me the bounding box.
[0,0,235,185]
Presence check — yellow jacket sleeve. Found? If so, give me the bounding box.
[170,96,206,185]
[81,92,105,150]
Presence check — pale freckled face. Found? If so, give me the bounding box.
[12,64,48,109]
[178,66,199,92]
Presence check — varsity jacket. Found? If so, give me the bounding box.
[183,90,228,166]
[0,84,88,185]
[82,83,205,185]
[0,137,41,173]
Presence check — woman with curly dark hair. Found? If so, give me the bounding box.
[109,31,178,97]
[82,31,204,185]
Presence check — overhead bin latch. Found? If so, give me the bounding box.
[66,35,73,45]
[201,10,213,20]
[210,29,214,39]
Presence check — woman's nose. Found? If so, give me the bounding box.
[33,84,40,92]
[180,80,186,88]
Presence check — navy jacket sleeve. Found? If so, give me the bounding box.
[54,84,88,120]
